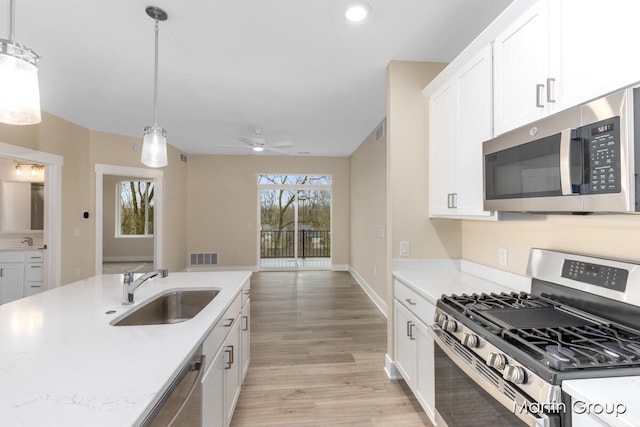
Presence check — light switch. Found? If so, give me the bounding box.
[400,241,410,257]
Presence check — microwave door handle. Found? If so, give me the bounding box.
[559,128,573,195]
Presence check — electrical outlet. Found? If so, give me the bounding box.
[400,241,410,257]
[498,247,508,266]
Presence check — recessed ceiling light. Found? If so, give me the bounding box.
[344,2,371,23]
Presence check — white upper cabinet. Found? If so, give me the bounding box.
[428,81,455,217]
[559,0,640,109]
[494,0,640,136]
[493,1,557,135]
[428,45,494,219]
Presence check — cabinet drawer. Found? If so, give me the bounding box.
[0,251,26,263]
[27,264,43,282]
[203,291,242,367]
[26,251,43,262]
[394,279,432,325]
[241,279,250,306]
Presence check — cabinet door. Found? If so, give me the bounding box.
[559,0,640,109]
[394,301,417,386]
[455,45,493,217]
[240,299,250,383]
[224,320,241,426]
[0,262,25,304]
[428,80,456,216]
[202,346,226,427]
[415,311,436,422]
[494,0,552,135]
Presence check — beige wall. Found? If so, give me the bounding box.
[186,155,349,268]
[0,112,188,285]
[102,175,154,260]
[463,214,640,275]
[350,120,387,305]
[385,60,461,357]
[387,61,462,262]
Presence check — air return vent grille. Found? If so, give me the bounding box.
[189,252,218,266]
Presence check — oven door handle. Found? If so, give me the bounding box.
[429,324,552,427]
[559,128,574,195]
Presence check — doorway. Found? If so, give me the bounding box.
[94,164,163,275]
[258,175,331,270]
[0,142,63,291]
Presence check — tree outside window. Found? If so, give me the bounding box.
[118,180,154,236]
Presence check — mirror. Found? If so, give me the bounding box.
[0,159,45,232]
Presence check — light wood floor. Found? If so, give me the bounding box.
[230,271,433,427]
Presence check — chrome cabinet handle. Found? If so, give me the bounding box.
[224,345,234,369]
[546,78,556,103]
[0,268,4,277]
[242,315,249,331]
[405,298,417,306]
[406,321,416,340]
[536,83,545,108]
[223,318,234,327]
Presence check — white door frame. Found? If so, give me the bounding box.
[0,141,63,290]
[94,164,163,275]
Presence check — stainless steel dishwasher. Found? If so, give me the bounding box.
[140,346,205,427]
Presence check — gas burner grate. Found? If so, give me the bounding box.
[503,323,640,371]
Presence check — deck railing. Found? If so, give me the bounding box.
[260,230,331,258]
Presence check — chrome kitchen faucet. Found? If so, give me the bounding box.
[122,268,169,305]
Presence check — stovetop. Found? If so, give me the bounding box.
[439,291,640,372]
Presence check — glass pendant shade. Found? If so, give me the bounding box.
[0,40,41,125]
[141,126,168,167]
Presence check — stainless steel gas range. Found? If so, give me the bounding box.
[430,249,640,427]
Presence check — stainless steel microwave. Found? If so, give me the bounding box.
[483,87,640,213]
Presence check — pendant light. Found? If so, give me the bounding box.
[0,0,41,125]
[141,6,168,168]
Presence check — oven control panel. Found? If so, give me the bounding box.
[562,258,628,292]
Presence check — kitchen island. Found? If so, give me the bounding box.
[0,270,251,426]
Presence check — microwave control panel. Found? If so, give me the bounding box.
[585,117,621,194]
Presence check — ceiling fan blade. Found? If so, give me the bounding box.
[237,136,255,146]
[264,146,292,154]
[271,140,294,148]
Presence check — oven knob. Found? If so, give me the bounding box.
[462,333,479,348]
[503,364,526,384]
[444,319,458,333]
[433,312,448,327]
[487,352,507,370]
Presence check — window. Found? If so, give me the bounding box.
[117,180,154,237]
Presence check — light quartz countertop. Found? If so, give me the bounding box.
[0,270,252,427]
[392,259,529,305]
[563,376,640,426]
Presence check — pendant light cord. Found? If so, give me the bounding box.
[152,20,160,127]
[9,0,15,41]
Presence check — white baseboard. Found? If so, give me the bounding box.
[331,264,349,271]
[385,353,402,379]
[348,266,387,318]
[103,256,153,263]
[186,265,258,272]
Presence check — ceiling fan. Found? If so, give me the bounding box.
[236,128,294,154]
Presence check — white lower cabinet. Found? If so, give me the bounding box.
[202,279,249,427]
[0,250,44,304]
[393,279,436,423]
[0,261,25,304]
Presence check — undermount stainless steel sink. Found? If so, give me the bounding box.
[112,289,219,326]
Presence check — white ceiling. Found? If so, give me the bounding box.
[3,0,512,157]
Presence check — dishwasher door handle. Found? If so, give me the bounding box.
[167,354,206,427]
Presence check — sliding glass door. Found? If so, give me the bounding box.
[259,176,331,270]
